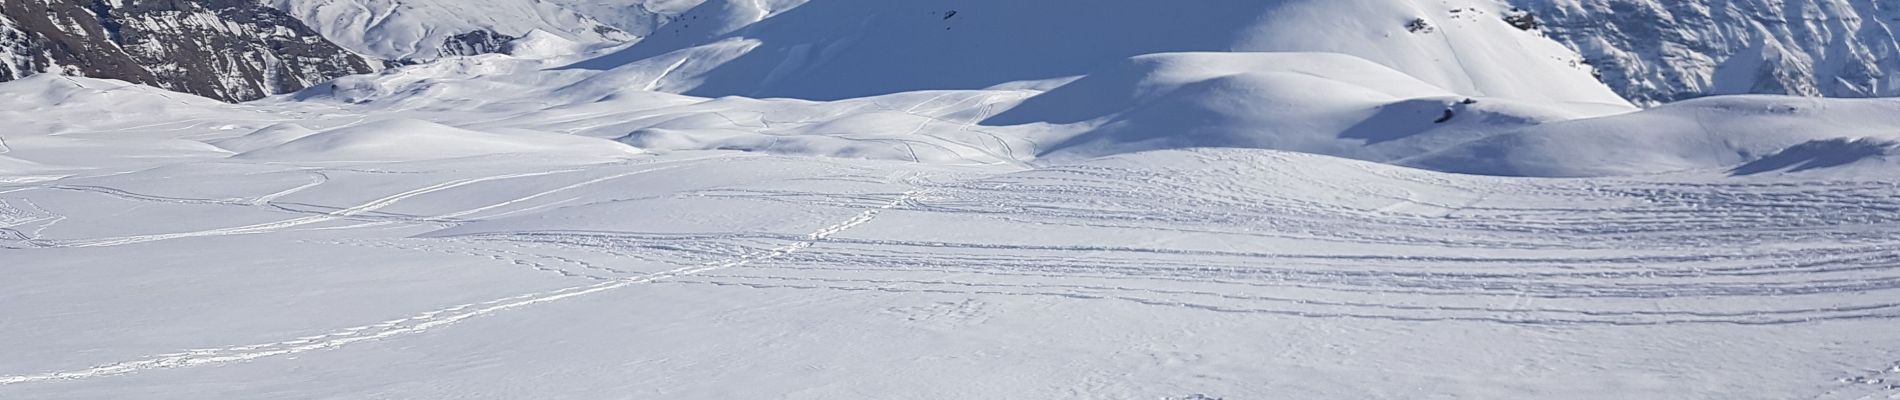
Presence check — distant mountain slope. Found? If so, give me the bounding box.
[544,0,706,37]
[264,0,634,61]
[1510,0,1900,104]
[0,0,373,102]
[575,0,1629,106]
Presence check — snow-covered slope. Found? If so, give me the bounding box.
[988,52,1625,163]
[1511,0,1900,104]
[578,0,1628,106]
[288,44,1900,177]
[265,0,634,61]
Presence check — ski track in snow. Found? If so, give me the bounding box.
[30,170,579,248]
[0,189,919,386]
[4,150,1898,396]
[459,162,1900,328]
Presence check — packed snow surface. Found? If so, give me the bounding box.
[6,0,1900,397]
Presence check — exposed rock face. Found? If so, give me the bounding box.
[0,0,157,84]
[1510,0,1900,105]
[438,30,518,58]
[0,0,372,102]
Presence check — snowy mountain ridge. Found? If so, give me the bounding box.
[7,0,1899,105]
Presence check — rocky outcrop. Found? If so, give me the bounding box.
[438,30,518,58]
[0,0,373,102]
[0,0,157,84]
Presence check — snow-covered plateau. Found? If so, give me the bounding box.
[4,0,1900,399]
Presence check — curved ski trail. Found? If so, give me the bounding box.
[0,190,918,385]
[43,170,573,248]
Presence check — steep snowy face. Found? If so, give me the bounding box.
[1512,0,1900,105]
[578,0,1628,106]
[0,0,373,102]
[264,0,634,61]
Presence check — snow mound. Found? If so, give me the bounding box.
[235,119,642,162]
[1730,138,1900,177]
[0,76,226,133]
[989,52,1606,162]
[574,0,1628,106]
[208,124,322,153]
[1405,96,1900,176]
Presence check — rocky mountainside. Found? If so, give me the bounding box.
[0,0,373,102]
[1506,0,1900,105]
[263,0,633,61]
